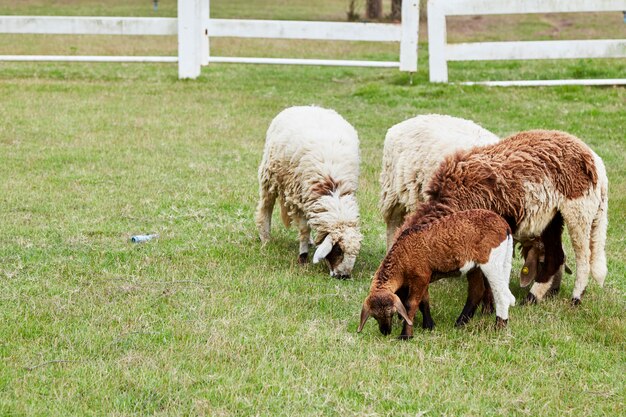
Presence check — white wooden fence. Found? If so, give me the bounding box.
[2,0,625,84]
[428,0,626,86]
[0,0,419,79]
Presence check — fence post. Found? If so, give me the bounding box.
[399,0,419,72]
[178,0,202,79]
[201,0,209,65]
[428,0,448,82]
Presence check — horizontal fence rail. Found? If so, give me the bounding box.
[0,16,177,35]
[461,78,626,87]
[0,55,178,62]
[0,0,419,78]
[439,0,626,15]
[208,19,401,42]
[0,16,179,66]
[428,0,626,85]
[447,40,626,61]
[207,57,400,67]
[0,16,403,41]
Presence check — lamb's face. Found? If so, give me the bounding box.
[368,294,396,335]
[357,292,412,336]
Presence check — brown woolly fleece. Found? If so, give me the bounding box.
[417,129,608,304]
[377,210,510,290]
[426,130,598,226]
[399,202,454,233]
[360,209,513,338]
[311,176,347,198]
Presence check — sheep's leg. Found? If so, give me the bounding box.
[385,204,406,252]
[481,277,495,315]
[546,265,564,298]
[295,215,311,264]
[455,268,485,327]
[480,235,515,328]
[527,264,564,304]
[527,214,565,304]
[566,217,593,304]
[399,285,427,340]
[525,280,551,305]
[589,194,608,288]
[255,186,277,245]
[419,289,435,330]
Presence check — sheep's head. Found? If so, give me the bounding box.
[519,239,544,287]
[519,239,572,287]
[357,292,412,335]
[312,227,362,279]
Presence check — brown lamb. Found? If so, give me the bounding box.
[358,209,515,339]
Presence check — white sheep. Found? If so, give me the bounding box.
[255,106,363,278]
[379,114,499,250]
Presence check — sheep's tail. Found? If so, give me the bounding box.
[279,198,292,228]
[589,177,608,287]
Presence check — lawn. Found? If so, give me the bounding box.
[0,1,625,416]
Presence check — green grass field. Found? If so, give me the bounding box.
[1,1,625,415]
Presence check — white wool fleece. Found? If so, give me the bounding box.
[380,114,499,219]
[260,106,360,221]
[256,106,362,276]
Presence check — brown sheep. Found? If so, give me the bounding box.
[424,130,608,304]
[357,209,516,339]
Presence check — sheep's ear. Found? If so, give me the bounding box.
[564,263,573,275]
[357,303,370,333]
[394,296,413,326]
[313,234,333,264]
[520,245,540,287]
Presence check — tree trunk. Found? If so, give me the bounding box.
[366,0,383,19]
[391,0,402,21]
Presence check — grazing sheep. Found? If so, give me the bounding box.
[518,237,572,298]
[424,130,608,304]
[379,114,499,250]
[357,209,515,338]
[255,106,363,278]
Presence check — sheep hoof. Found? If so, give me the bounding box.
[495,317,508,329]
[481,302,495,315]
[522,293,537,305]
[571,297,582,306]
[454,315,472,328]
[422,319,435,331]
[397,334,413,341]
[546,286,560,298]
[336,274,351,280]
[259,233,270,245]
[298,253,308,264]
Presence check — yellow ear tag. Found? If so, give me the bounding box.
[521,266,529,275]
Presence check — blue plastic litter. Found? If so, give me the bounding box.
[131,234,158,243]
